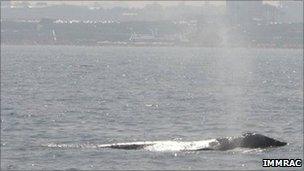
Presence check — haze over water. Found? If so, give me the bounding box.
[1,45,303,170]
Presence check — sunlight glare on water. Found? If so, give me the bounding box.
[1,45,303,170]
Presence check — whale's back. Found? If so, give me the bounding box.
[240,133,287,148]
[44,133,287,152]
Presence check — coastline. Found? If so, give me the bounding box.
[1,42,303,50]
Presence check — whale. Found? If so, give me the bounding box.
[45,132,287,152]
[96,132,287,151]
[203,132,287,151]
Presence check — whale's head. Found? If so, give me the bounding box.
[240,132,287,148]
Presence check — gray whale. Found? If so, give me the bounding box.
[97,132,287,151]
[46,132,287,152]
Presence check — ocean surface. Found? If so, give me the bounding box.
[1,45,303,170]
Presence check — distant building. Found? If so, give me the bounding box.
[226,1,290,24]
[10,1,31,8]
[1,0,11,8]
[226,1,264,23]
[261,4,281,23]
[34,2,48,8]
[278,1,303,23]
[142,2,164,21]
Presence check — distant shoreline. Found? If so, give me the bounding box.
[1,43,303,50]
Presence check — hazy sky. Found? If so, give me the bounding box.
[11,1,225,8]
[10,1,277,8]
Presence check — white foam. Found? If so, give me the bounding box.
[44,139,216,152]
[96,141,155,148]
[144,139,216,152]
